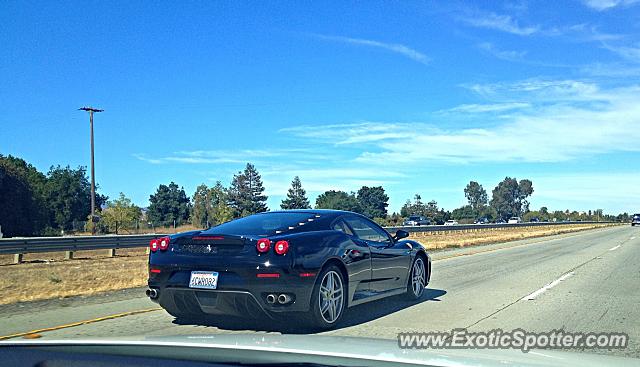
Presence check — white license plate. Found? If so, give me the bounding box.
[189,271,219,289]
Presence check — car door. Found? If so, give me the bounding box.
[343,215,410,292]
[331,218,373,299]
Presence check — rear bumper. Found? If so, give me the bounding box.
[148,264,317,315]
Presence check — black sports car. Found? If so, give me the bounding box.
[147,209,431,329]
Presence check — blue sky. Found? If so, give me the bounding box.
[2,1,640,214]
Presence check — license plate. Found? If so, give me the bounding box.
[189,271,219,289]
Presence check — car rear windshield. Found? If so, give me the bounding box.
[205,212,317,236]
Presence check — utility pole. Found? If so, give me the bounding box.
[79,107,103,234]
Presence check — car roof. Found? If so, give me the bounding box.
[258,209,355,221]
[265,209,346,214]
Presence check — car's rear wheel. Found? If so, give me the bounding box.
[405,256,426,300]
[309,265,345,329]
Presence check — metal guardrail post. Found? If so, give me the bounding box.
[65,251,74,260]
[107,248,116,257]
[13,253,23,264]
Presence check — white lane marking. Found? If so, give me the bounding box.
[523,272,574,301]
[609,245,621,251]
[631,236,636,240]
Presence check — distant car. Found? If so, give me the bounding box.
[529,217,540,223]
[495,218,507,224]
[403,215,430,226]
[632,214,640,226]
[444,220,458,226]
[474,217,489,224]
[508,217,522,224]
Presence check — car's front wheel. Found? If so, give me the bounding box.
[309,265,346,329]
[405,256,426,300]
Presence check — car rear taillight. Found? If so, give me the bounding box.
[158,236,170,251]
[256,238,271,253]
[274,240,289,255]
[150,239,159,252]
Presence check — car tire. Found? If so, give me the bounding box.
[405,256,427,300]
[309,265,346,330]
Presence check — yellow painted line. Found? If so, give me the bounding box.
[0,307,162,341]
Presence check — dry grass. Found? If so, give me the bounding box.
[0,248,149,305]
[0,223,616,305]
[409,223,617,250]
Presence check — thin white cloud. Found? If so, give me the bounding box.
[442,102,530,114]
[280,122,427,145]
[602,43,640,62]
[315,35,430,65]
[133,149,321,165]
[561,24,624,42]
[477,42,527,61]
[460,10,624,41]
[463,79,600,100]
[580,62,640,77]
[132,153,163,165]
[581,0,639,11]
[460,12,539,35]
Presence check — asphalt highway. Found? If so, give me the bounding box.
[1,225,638,358]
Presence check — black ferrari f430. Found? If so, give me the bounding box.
[147,209,431,329]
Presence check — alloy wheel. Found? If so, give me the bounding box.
[412,258,426,297]
[318,270,344,324]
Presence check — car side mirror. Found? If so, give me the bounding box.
[393,230,409,242]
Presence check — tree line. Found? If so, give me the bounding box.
[0,155,108,237]
[146,163,391,228]
[0,154,630,237]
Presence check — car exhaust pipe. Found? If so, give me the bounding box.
[277,294,292,304]
[146,288,158,300]
[266,294,277,304]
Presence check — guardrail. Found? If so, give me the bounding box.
[0,221,615,264]
[1,234,159,264]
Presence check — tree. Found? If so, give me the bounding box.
[489,177,534,220]
[401,194,426,217]
[207,182,234,225]
[451,205,478,222]
[518,179,534,213]
[280,176,310,210]
[44,165,107,231]
[315,190,362,212]
[147,182,191,225]
[228,163,268,217]
[191,184,210,228]
[464,181,488,210]
[0,155,48,236]
[356,186,389,218]
[425,200,439,218]
[101,193,142,233]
